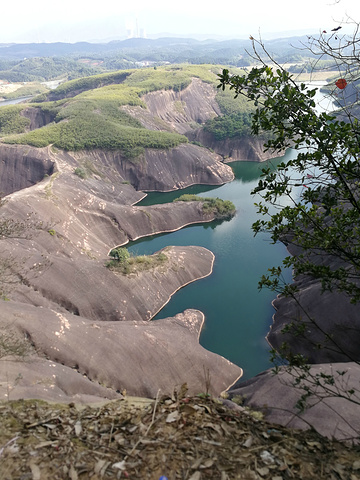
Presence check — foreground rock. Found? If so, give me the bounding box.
[0,303,242,399]
[260,228,360,440]
[269,280,360,364]
[267,224,360,364]
[229,363,360,442]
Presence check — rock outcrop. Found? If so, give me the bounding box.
[20,106,56,131]
[187,129,280,163]
[122,78,221,135]
[0,142,233,197]
[268,279,360,364]
[229,363,360,442]
[71,143,234,192]
[0,303,242,400]
[266,232,360,364]
[0,144,54,196]
[242,213,360,441]
[0,146,224,320]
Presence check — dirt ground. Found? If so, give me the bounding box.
[1,389,360,480]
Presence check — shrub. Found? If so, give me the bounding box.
[106,249,168,274]
[109,247,130,263]
[175,194,199,202]
[202,197,236,218]
[175,195,236,219]
[74,167,87,179]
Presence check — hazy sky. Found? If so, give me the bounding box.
[1,0,357,43]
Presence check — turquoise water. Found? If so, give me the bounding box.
[128,151,296,380]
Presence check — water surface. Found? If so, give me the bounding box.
[129,151,296,380]
[0,97,32,106]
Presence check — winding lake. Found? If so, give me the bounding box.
[0,82,329,381]
[128,83,331,381]
[129,150,297,380]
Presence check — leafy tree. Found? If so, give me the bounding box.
[109,247,130,263]
[218,27,360,414]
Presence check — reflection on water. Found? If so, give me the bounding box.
[129,153,295,380]
[137,184,221,206]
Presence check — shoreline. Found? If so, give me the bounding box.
[149,247,216,322]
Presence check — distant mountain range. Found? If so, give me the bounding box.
[0,36,318,83]
[0,35,310,61]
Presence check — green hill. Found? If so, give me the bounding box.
[0,64,253,154]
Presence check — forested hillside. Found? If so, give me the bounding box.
[0,64,257,154]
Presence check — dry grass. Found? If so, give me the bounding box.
[1,391,360,479]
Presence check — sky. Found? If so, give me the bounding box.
[1,0,357,43]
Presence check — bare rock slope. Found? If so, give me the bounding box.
[266,236,360,365]
[1,303,242,401]
[229,363,360,442]
[0,132,241,401]
[123,77,275,162]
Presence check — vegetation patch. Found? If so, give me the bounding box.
[215,81,255,116]
[0,57,103,83]
[74,158,103,179]
[204,111,253,139]
[3,75,188,152]
[124,64,217,93]
[4,116,187,153]
[175,194,236,219]
[106,247,168,274]
[35,64,220,104]
[62,85,146,112]
[174,100,186,115]
[0,106,30,136]
[42,70,131,100]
